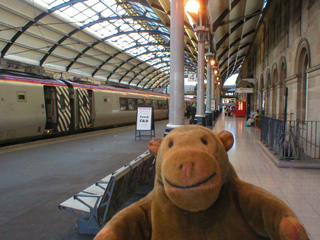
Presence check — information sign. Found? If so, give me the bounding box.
[188,73,197,82]
[135,106,155,139]
[136,107,153,130]
[235,88,254,93]
[211,100,216,111]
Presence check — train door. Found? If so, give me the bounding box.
[55,86,71,132]
[44,86,57,131]
[0,79,7,141]
[77,88,93,129]
[88,90,94,126]
[59,79,75,132]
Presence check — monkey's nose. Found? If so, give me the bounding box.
[180,162,195,179]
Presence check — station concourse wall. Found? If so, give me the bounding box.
[240,0,320,122]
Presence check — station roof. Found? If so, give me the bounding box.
[207,0,267,83]
[0,0,267,88]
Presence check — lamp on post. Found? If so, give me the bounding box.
[216,76,222,111]
[205,52,216,127]
[186,0,209,126]
[185,0,200,14]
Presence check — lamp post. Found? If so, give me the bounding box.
[216,76,222,111]
[188,0,208,126]
[205,52,215,127]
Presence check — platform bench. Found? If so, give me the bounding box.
[58,150,155,235]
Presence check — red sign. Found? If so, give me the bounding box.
[236,101,246,117]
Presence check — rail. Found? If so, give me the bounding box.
[261,116,320,161]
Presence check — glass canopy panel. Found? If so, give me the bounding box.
[73,3,87,12]
[101,8,115,17]
[149,59,161,65]
[62,6,79,17]
[32,0,195,78]
[154,63,167,68]
[139,53,154,61]
[86,0,100,7]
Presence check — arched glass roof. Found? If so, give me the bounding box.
[0,0,197,89]
[0,0,268,88]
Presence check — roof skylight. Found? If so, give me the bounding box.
[32,0,177,72]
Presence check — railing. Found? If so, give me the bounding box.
[261,116,320,161]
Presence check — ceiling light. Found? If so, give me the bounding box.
[185,0,200,14]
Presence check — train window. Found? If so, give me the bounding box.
[145,99,152,105]
[128,98,137,110]
[120,98,127,111]
[153,100,158,109]
[163,101,168,109]
[137,99,145,106]
[17,92,26,102]
[158,101,164,109]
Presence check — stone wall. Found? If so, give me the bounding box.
[241,0,320,121]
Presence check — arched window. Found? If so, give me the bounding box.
[279,58,287,120]
[254,80,258,111]
[260,74,265,113]
[272,66,278,118]
[297,49,309,121]
[295,39,310,121]
[266,71,272,116]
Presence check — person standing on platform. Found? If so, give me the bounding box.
[189,103,196,124]
[186,104,191,118]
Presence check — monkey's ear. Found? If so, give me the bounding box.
[217,131,234,151]
[148,137,163,156]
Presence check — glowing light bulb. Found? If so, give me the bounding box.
[210,59,216,66]
[185,0,200,14]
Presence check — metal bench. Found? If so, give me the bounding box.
[58,150,155,235]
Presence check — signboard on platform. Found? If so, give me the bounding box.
[188,73,197,82]
[236,101,246,117]
[135,106,155,139]
[211,100,216,111]
[136,106,153,130]
[235,88,254,93]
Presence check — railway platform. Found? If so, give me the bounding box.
[0,120,169,240]
[0,115,319,239]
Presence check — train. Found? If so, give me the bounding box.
[0,70,195,145]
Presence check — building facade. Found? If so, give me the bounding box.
[241,0,320,122]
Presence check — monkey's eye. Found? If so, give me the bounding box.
[201,138,208,145]
[168,141,174,148]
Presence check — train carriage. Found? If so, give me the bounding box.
[62,81,169,129]
[0,71,170,145]
[0,72,71,143]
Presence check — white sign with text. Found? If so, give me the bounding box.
[136,107,153,131]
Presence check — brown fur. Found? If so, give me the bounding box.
[94,125,309,240]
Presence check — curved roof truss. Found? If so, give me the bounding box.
[0,0,197,89]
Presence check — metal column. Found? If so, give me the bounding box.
[165,0,185,135]
[217,85,221,111]
[212,73,216,121]
[195,27,208,126]
[205,53,214,127]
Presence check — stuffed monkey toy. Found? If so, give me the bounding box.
[94,125,309,240]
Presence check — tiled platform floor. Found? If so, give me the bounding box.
[214,114,320,240]
[0,115,319,239]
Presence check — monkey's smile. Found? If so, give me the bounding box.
[165,172,216,189]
